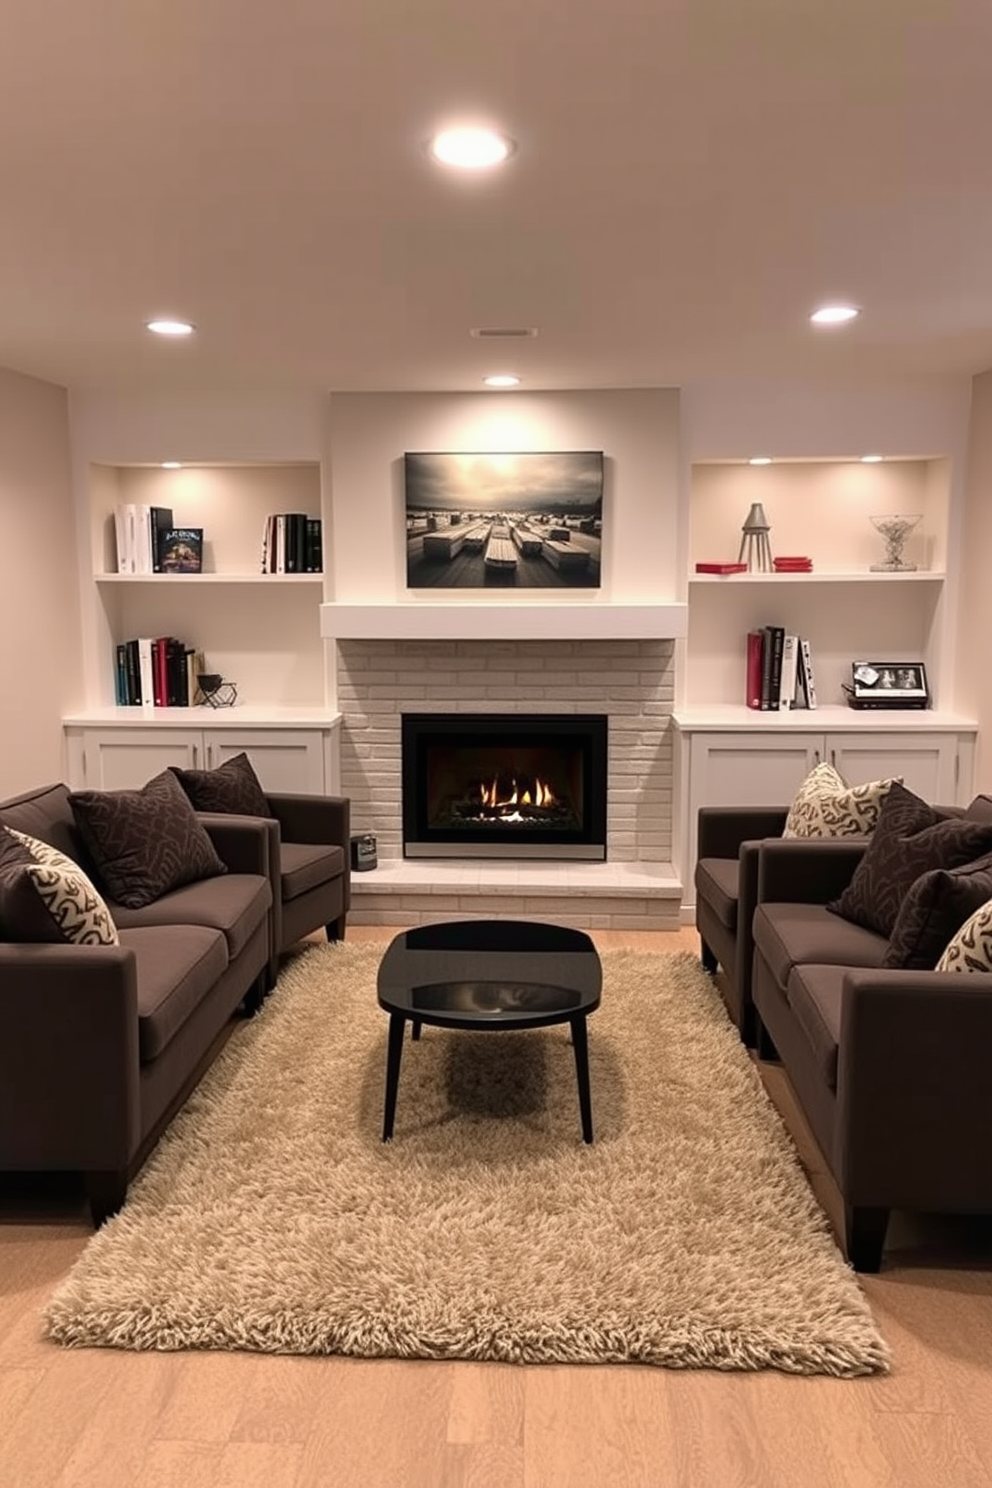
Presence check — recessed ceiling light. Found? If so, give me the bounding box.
[810,304,860,325]
[749,456,773,466]
[145,319,195,336]
[861,454,884,463]
[483,374,521,388]
[161,461,182,469]
[428,127,515,169]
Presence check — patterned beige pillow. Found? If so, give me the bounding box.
[782,761,901,839]
[936,897,992,972]
[0,828,119,945]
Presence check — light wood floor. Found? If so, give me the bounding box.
[2,926,991,1488]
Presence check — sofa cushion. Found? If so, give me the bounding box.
[936,898,992,973]
[965,794,992,824]
[753,901,888,988]
[694,857,740,931]
[109,872,271,962]
[827,783,992,938]
[120,924,230,1061]
[69,770,227,910]
[280,841,347,903]
[170,752,271,818]
[0,782,93,867]
[786,964,846,1091]
[782,761,899,840]
[0,828,119,946]
[883,853,992,970]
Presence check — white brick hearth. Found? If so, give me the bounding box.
[336,638,681,929]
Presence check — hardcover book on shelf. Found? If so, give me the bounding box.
[762,625,785,710]
[745,629,764,710]
[305,517,323,572]
[158,528,203,573]
[797,637,818,709]
[778,634,799,709]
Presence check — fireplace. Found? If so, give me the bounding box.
[401,713,608,860]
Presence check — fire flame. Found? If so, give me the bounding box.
[480,776,556,809]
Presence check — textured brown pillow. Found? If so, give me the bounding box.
[171,752,271,817]
[68,770,227,910]
[827,783,992,938]
[883,853,992,969]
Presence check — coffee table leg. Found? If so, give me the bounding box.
[382,1012,406,1141]
[570,1014,594,1143]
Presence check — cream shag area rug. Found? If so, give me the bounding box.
[45,943,889,1375]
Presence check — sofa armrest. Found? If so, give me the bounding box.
[266,793,351,851]
[697,806,788,861]
[756,838,868,905]
[836,968,992,1206]
[196,812,272,877]
[0,943,141,1169]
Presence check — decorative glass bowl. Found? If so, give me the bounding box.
[869,514,922,572]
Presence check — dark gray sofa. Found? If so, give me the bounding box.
[0,782,273,1224]
[750,797,992,1271]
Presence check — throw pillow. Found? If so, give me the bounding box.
[782,761,900,839]
[0,827,119,945]
[827,783,992,939]
[170,751,271,817]
[883,853,992,970]
[68,769,227,910]
[936,898,992,973]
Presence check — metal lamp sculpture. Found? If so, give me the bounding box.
[738,503,773,572]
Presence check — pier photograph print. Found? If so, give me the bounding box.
[405,450,604,589]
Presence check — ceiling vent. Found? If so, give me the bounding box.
[470,327,538,339]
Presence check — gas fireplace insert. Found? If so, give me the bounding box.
[401,713,608,860]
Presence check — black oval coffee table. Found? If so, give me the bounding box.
[376,919,602,1143]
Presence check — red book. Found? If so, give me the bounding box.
[695,562,748,575]
[153,637,169,707]
[746,630,764,709]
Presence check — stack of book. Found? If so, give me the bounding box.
[772,555,813,573]
[114,504,174,573]
[115,637,206,708]
[746,628,817,710]
[261,513,322,573]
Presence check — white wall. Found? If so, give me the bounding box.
[325,389,682,604]
[0,368,78,795]
[957,370,992,788]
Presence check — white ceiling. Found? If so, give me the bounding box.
[1,0,991,395]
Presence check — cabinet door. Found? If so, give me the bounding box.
[202,729,326,794]
[680,731,823,908]
[71,728,201,790]
[825,732,958,805]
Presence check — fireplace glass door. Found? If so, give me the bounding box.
[402,713,607,860]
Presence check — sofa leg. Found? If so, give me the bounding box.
[739,1003,758,1050]
[326,914,347,942]
[86,1168,128,1228]
[242,972,267,1016]
[845,1205,889,1272]
[755,1014,779,1062]
[700,938,718,975]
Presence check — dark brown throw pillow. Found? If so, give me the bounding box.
[883,853,992,969]
[170,752,271,817]
[827,782,992,938]
[68,769,227,910]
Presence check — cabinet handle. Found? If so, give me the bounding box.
[813,748,821,764]
[206,742,214,768]
[830,749,836,767]
[191,744,198,767]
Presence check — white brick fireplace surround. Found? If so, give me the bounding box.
[336,638,681,930]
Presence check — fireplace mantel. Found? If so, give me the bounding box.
[320,601,687,642]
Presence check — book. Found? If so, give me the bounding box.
[149,507,174,572]
[746,629,764,709]
[763,625,784,710]
[797,637,818,709]
[137,638,156,710]
[695,561,747,575]
[159,528,203,573]
[305,516,323,572]
[114,505,134,574]
[778,634,798,709]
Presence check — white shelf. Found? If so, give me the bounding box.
[672,704,977,732]
[689,571,945,585]
[95,572,323,584]
[320,601,687,641]
[63,706,342,729]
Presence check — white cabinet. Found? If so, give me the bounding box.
[672,711,977,912]
[64,716,342,796]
